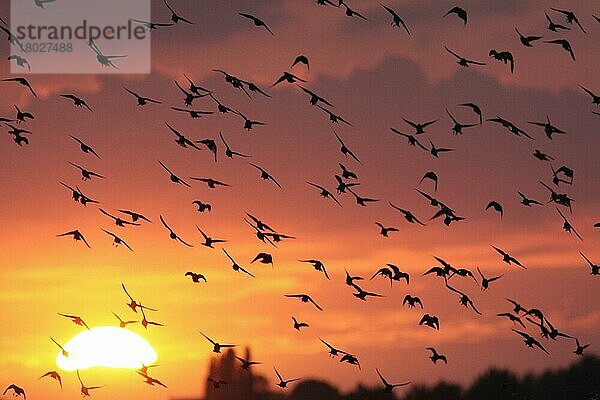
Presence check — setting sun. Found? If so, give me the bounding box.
[55,327,157,371]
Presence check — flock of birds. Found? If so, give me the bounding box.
[2,0,600,399]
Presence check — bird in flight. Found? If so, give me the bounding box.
[340,1,368,20]
[556,208,582,241]
[299,259,330,280]
[444,46,486,67]
[223,249,255,277]
[375,222,399,237]
[166,122,202,150]
[3,77,37,97]
[274,367,301,388]
[579,252,599,275]
[77,370,103,397]
[390,128,428,151]
[220,132,250,158]
[446,108,478,135]
[381,4,410,35]
[512,330,549,354]
[292,316,309,331]
[159,161,191,188]
[129,18,173,31]
[122,283,158,313]
[491,246,526,269]
[298,86,334,107]
[284,294,323,311]
[71,136,100,158]
[235,355,261,370]
[477,267,503,291]
[58,313,90,330]
[101,229,134,251]
[197,226,227,248]
[489,50,515,73]
[70,162,104,181]
[38,371,62,389]
[164,0,194,24]
[545,39,576,61]
[426,347,448,364]
[57,230,91,248]
[112,312,137,328]
[160,215,193,247]
[376,368,410,393]
[88,38,127,69]
[419,314,440,330]
[550,7,586,33]
[124,87,162,106]
[3,384,26,399]
[485,201,503,218]
[291,55,310,70]
[528,115,567,139]
[249,163,282,189]
[402,117,437,135]
[307,182,342,207]
[545,12,570,32]
[403,295,423,308]
[334,131,360,162]
[444,6,468,25]
[199,331,236,353]
[51,337,69,357]
[239,12,274,35]
[515,28,542,47]
[60,94,93,111]
[185,272,207,283]
[579,85,600,106]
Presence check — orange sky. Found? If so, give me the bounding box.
[1,1,600,399]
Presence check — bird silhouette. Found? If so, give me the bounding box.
[71,136,100,158]
[189,177,230,189]
[185,272,207,283]
[512,329,549,354]
[192,200,212,213]
[556,208,582,240]
[579,252,599,275]
[489,50,515,73]
[419,314,440,330]
[239,12,274,35]
[77,370,104,397]
[446,108,478,134]
[444,6,467,25]
[376,368,410,392]
[57,230,90,248]
[159,161,191,187]
[579,85,600,106]
[252,252,274,267]
[124,87,162,106]
[51,337,69,357]
[199,331,236,353]
[112,312,137,328]
[291,55,310,70]
[340,1,368,20]
[235,355,261,370]
[87,38,127,69]
[274,367,301,388]
[101,229,134,251]
[307,182,342,207]
[299,259,330,279]
[477,267,502,290]
[220,132,251,158]
[403,295,423,308]
[445,46,486,67]
[164,0,194,24]
[285,294,323,310]
[3,384,26,399]
[121,283,158,313]
[545,39,575,61]
[223,249,255,277]
[497,312,526,328]
[550,7,586,33]
[160,215,193,247]
[545,12,570,32]
[518,191,543,207]
[249,163,282,188]
[299,86,334,107]
[427,347,448,364]
[3,77,36,97]
[375,222,399,237]
[515,28,542,47]
[166,123,202,150]
[60,94,93,111]
[197,226,227,248]
[381,4,410,35]
[486,201,503,218]
[492,246,526,269]
[38,371,62,389]
[292,316,309,330]
[420,171,438,191]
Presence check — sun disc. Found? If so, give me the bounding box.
[56,326,157,370]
